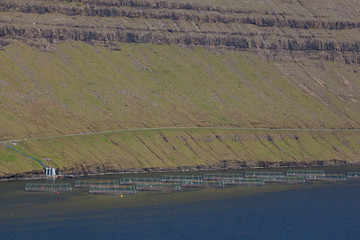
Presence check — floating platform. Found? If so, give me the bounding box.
[287,170,325,177]
[162,175,203,183]
[135,182,181,191]
[222,178,265,186]
[264,176,305,184]
[203,173,242,181]
[306,174,347,182]
[120,177,161,185]
[75,179,119,189]
[181,180,224,189]
[245,172,284,179]
[347,172,360,179]
[89,185,136,195]
[25,183,72,192]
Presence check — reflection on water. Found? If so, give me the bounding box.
[1,167,360,239]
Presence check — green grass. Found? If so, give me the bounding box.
[1,128,360,176]
[3,42,360,139]
[0,42,360,175]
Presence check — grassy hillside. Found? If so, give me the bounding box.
[0,42,359,176]
[1,42,359,140]
[1,128,360,176]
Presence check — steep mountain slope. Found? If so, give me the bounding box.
[0,0,359,177]
[0,0,359,63]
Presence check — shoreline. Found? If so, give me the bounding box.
[1,159,358,182]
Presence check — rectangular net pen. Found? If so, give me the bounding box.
[162,175,203,183]
[222,178,265,186]
[25,183,72,192]
[203,173,242,181]
[89,185,136,195]
[245,172,284,179]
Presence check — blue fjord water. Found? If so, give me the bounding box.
[1,175,360,240]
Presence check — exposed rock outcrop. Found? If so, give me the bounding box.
[0,0,359,63]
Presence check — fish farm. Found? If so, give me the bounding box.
[25,183,72,192]
[264,176,305,184]
[136,182,181,191]
[222,178,265,186]
[75,179,119,189]
[306,174,347,182]
[25,169,359,195]
[120,177,161,185]
[89,185,136,195]
[203,173,242,181]
[181,180,224,189]
[287,170,325,177]
[162,175,203,183]
[347,172,360,179]
[245,172,284,178]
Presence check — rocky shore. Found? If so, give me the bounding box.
[1,159,353,181]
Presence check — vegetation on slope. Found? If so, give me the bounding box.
[0,42,359,176]
[1,42,359,140]
[1,128,360,176]
[0,0,359,63]
[0,0,359,177]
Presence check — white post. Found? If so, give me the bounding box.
[52,168,56,176]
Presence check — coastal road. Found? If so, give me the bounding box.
[1,126,360,144]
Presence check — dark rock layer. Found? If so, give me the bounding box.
[0,0,359,63]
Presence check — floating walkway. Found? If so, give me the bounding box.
[162,175,203,183]
[245,172,284,179]
[25,183,72,192]
[203,173,242,181]
[181,180,224,189]
[136,182,181,191]
[25,168,358,195]
[89,185,136,195]
[347,172,360,179]
[222,178,265,186]
[75,179,119,189]
[120,177,161,185]
[75,179,136,195]
[264,176,305,184]
[287,170,325,177]
[306,174,347,182]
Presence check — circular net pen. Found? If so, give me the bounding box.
[75,179,119,189]
[347,172,360,179]
[136,182,181,192]
[222,178,265,186]
[181,180,224,189]
[264,176,305,184]
[162,175,203,183]
[25,183,72,192]
[245,172,284,179]
[120,177,161,185]
[287,170,325,178]
[306,174,347,182]
[203,173,242,181]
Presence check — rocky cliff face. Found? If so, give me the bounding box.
[0,0,359,63]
